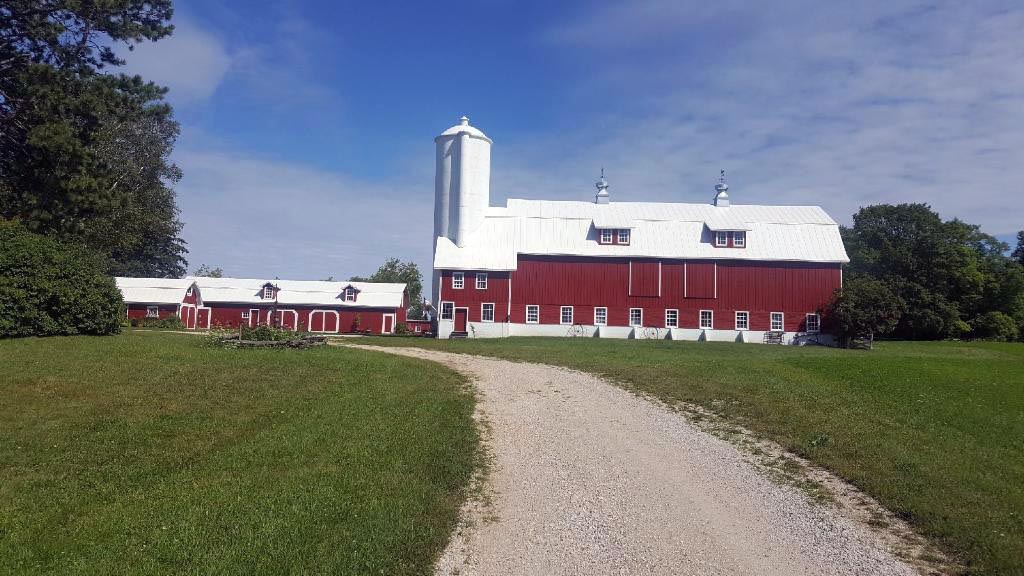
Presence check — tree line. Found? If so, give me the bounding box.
[829,204,1024,345]
[1,1,182,336]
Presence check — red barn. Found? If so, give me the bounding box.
[116,277,203,329]
[116,277,409,333]
[430,117,849,343]
[190,277,408,333]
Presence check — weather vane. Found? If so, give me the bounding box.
[719,169,726,184]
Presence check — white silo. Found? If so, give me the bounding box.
[434,116,492,247]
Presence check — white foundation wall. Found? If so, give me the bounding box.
[435,321,834,345]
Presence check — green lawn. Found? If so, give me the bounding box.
[0,332,478,576]
[363,336,1024,576]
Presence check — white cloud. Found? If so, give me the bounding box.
[517,0,1024,235]
[173,141,432,280]
[122,18,232,104]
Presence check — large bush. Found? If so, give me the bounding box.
[0,219,122,337]
[971,311,1020,341]
[825,275,903,348]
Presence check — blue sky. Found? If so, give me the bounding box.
[122,0,1024,281]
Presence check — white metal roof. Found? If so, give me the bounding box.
[115,277,195,305]
[192,277,407,308]
[435,199,849,271]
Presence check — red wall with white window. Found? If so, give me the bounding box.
[440,256,840,331]
[438,271,511,323]
[126,303,179,320]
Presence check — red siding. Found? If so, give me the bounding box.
[206,304,402,333]
[441,256,841,331]
[629,260,660,297]
[685,262,715,299]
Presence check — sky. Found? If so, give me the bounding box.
[121,0,1024,282]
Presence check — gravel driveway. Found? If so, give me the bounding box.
[354,345,920,576]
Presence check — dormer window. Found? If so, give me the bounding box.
[715,231,729,247]
[344,288,357,302]
[600,229,613,244]
[262,285,275,299]
[733,231,746,247]
[618,229,630,244]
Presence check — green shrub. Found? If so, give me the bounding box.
[240,323,294,341]
[0,219,122,338]
[971,311,1020,341]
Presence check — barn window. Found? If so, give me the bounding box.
[771,312,785,331]
[735,311,749,330]
[600,229,613,244]
[476,273,488,290]
[806,313,820,333]
[618,229,630,244]
[186,285,194,296]
[715,231,728,247]
[733,231,746,248]
[241,310,250,320]
[481,303,495,322]
[665,309,678,328]
[440,301,454,320]
[560,306,574,325]
[594,307,607,326]
[414,325,421,333]
[629,308,643,327]
[452,272,464,289]
[262,285,275,299]
[146,306,159,318]
[699,310,713,329]
[344,288,357,302]
[526,305,539,324]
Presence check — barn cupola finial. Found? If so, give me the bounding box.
[595,167,610,204]
[713,169,730,207]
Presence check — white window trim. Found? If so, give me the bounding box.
[146,306,160,318]
[771,312,785,332]
[452,272,464,290]
[344,288,357,302]
[262,285,275,299]
[440,301,455,320]
[186,285,194,296]
[600,229,613,244]
[594,307,608,326]
[560,306,574,325]
[629,308,643,327]
[241,310,250,320]
[481,303,495,323]
[715,231,728,247]
[806,313,821,333]
[526,305,539,324]
[699,309,713,329]
[665,309,679,328]
[476,273,488,290]
[618,229,630,244]
[733,231,746,247]
[735,311,749,331]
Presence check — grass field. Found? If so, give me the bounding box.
[0,332,478,576]
[363,336,1024,576]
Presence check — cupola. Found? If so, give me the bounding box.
[713,169,730,207]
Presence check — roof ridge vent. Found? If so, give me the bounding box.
[713,169,730,207]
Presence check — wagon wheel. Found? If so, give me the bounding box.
[642,326,660,340]
[567,323,585,337]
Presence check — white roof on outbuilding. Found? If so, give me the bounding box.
[116,277,195,305]
[193,277,407,308]
[434,199,849,271]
